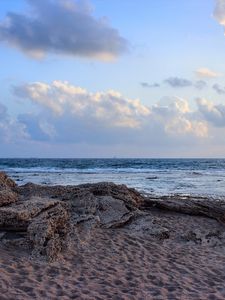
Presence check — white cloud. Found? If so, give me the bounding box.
[195,67,221,79]
[5,81,225,156]
[13,81,209,145]
[196,97,225,127]
[14,81,151,130]
[152,97,208,138]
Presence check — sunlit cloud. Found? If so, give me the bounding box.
[197,98,225,127]
[14,81,150,130]
[196,67,222,79]
[12,81,210,145]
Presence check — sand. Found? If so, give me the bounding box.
[0,173,225,299]
[1,213,225,299]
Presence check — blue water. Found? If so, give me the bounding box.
[1,158,225,197]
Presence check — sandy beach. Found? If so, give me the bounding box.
[0,172,225,299]
[1,0,225,298]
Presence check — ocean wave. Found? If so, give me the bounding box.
[4,167,170,174]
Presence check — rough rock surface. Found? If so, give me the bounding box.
[0,190,18,207]
[27,202,69,261]
[0,172,17,190]
[142,195,225,223]
[0,172,18,206]
[1,172,225,263]
[0,175,145,261]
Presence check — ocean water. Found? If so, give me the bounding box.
[1,158,225,197]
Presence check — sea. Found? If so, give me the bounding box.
[1,158,225,198]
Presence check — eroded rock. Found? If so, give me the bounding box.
[0,172,18,206]
[0,172,225,262]
[0,172,17,190]
[27,202,69,261]
[143,195,225,223]
[0,190,18,207]
[0,197,63,230]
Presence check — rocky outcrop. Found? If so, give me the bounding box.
[0,172,18,206]
[27,202,69,261]
[0,197,69,261]
[0,172,17,190]
[0,174,145,261]
[0,197,66,229]
[0,172,225,261]
[142,195,225,223]
[0,190,18,207]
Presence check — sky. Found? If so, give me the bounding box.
[1,0,225,157]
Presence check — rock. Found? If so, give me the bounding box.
[79,182,144,209]
[0,190,18,207]
[96,196,134,228]
[142,195,225,224]
[0,172,17,190]
[27,202,69,262]
[18,182,145,209]
[126,215,170,239]
[182,228,225,247]
[0,197,63,230]
[0,176,145,260]
[16,181,144,229]
[146,176,158,180]
[1,172,225,262]
[0,172,18,206]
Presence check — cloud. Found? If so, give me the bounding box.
[141,78,207,90]
[214,0,225,27]
[152,97,208,138]
[196,68,221,78]
[14,81,150,131]
[196,98,225,127]
[0,102,27,143]
[5,80,225,156]
[163,77,207,89]
[140,82,160,88]
[212,83,225,94]
[164,77,192,88]
[194,80,207,90]
[0,0,128,60]
[13,81,209,146]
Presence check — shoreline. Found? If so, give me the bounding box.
[0,172,225,299]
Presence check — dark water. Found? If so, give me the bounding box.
[1,158,225,197]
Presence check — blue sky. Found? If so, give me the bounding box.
[1,0,225,157]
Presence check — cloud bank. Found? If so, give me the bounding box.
[0,0,128,60]
[1,80,225,156]
[13,81,209,147]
